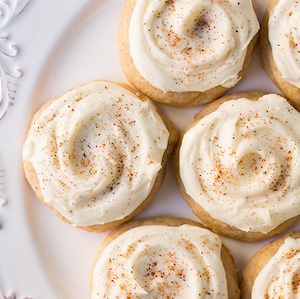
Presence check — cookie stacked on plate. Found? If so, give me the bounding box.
[90,216,240,298]
[117,0,260,107]
[22,0,300,298]
[23,80,178,232]
[174,92,300,242]
[241,232,300,299]
[261,0,300,106]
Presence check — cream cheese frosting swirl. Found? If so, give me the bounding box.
[22,81,169,226]
[268,0,300,88]
[252,237,300,298]
[179,94,300,233]
[129,0,259,92]
[91,224,228,298]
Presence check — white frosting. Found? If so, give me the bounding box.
[268,0,300,88]
[129,0,259,92]
[179,94,300,233]
[91,224,228,298]
[252,237,300,298]
[22,81,169,226]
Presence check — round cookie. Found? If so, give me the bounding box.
[22,80,178,233]
[261,0,300,106]
[241,232,300,298]
[90,216,240,298]
[117,0,260,107]
[174,91,300,242]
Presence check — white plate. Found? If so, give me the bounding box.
[0,0,298,298]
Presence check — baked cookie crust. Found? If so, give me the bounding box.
[240,231,300,299]
[260,0,300,106]
[117,0,259,108]
[90,216,240,299]
[23,80,178,233]
[173,91,299,242]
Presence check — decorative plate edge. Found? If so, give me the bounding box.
[0,168,6,229]
[0,290,33,299]
[0,1,32,295]
[0,0,30,120]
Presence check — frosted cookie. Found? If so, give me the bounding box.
[117,0,260,107]
[22,80,178,233]
[90,216,240,298]
[241,232,300,298]
[261,0,300,106]
[174,92,300,242]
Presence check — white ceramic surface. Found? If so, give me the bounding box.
[0,0,299,298]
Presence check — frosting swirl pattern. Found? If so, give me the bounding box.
[91,224,228,298]
[179,94,300,233]
[129,0,259,92]
[268,0,300,88]
[22,81,169,226]
[252,237,300,298]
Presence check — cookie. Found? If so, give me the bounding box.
[241,232,300,298]
[174,92,300,242]
[261,0,300,106]
[90,216,240,298]
[22,80,178,232]
[117,0,260,107]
